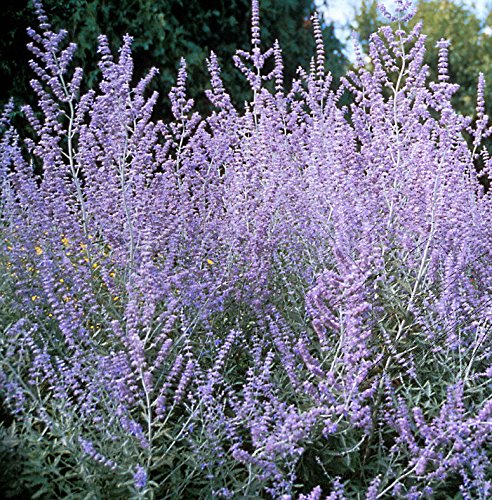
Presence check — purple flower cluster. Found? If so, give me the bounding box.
[0,0,491,497]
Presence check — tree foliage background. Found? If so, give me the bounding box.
[353,0,492,117]
[0,0,347,118]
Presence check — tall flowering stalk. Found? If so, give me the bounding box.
[0,0,491,498]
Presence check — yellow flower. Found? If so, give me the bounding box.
[207,259,214,266]
[109,271,116,278]
[34,246,43,255]
[59,278,64,283]
[92,263,99,270]
[61,236,70,246]
[31,295,39,301]
[113,296,120,302]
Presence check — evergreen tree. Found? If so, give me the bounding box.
[0,0,347,117]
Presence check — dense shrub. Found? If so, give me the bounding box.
[0,0,491,498]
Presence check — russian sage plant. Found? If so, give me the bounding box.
[0,0,491,498]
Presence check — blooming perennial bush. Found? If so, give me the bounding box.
[0,0,491,498]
